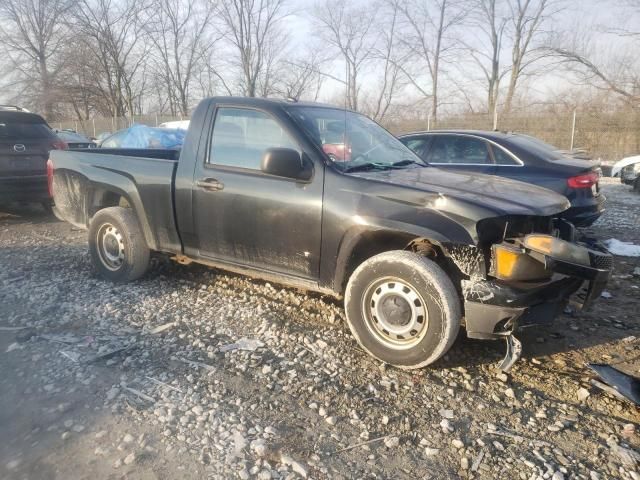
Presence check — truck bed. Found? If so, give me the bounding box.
[50,149,182,253]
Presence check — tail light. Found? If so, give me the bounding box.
[51,140,67,150]
[567,171,598,189]
[46,158,54,197]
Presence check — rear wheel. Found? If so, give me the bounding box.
[344,251,461,369]
[88,207,150,282]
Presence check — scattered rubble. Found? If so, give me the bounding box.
[0,178,639,478]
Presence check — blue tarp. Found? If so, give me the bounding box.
[119,124,185,149]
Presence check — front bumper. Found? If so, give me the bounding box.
[462,241,612,340]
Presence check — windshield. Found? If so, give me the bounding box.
[286,106,424,172]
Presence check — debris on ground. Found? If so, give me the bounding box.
[588,363,640,405]
[605,238,640,257]
[0,177,639,478]
[218,337,265,352]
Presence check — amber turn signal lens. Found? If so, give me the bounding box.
[494,246,520,278]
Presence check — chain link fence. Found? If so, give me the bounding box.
[389,109,640,161]
[55,109,640,161]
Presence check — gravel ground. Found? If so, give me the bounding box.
[1,177,639,480]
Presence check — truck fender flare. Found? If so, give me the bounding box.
[54,165,158,251]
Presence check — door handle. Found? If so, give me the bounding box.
[196,177,224,191]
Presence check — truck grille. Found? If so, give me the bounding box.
[589,251,613,270]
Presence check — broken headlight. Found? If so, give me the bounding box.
[491,243,550,281]
[523,234,590,266]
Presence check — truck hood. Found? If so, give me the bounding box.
[353,166,570,217]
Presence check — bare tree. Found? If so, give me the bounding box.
[71,0,148,117]
[361,0,407,121]
[145,0,218,116]
[313,0,378,111]
[502,0,559,113]
[0,0,73,118]
[56,41,109,119]
[468,0,508,117]
[550,3,640,106]
[276,48,326,101]
[217,0,289,97]
[395,0,465,122]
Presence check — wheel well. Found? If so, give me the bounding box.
[89,188,131,219]
[340,233,448,293]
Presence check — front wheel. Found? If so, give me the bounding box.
[344,251,461,369]
[88,207,150,283]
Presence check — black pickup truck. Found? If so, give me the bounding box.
[49,97,612,371]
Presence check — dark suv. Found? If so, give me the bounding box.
[0,106,65,209]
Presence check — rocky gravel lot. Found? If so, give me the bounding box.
[1,177,639,480]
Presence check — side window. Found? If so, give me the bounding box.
[491,145,520,165]
[209,107,298,169]
[402,138,429,159]
[426,136,491,165]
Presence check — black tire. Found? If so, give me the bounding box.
[88,207,150,282]
[634,178,640,193]
[344,251,461,369]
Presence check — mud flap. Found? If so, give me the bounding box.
[497,335,522,372]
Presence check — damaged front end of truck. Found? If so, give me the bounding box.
[445,216,612,371]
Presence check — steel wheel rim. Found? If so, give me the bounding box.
[96,223,125,271]
[362,277,429,350]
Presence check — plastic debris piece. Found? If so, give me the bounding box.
[588,363,640,405]
[219,338,265,352]
[147,322,175,335]
[60,350,81,362]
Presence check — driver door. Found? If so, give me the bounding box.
[191,106,324,280]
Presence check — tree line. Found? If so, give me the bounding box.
[0,0,638,123]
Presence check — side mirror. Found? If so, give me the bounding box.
[261,148,313,181]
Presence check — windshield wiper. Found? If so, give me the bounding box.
[390,159,422,167]
[344,159,423,173]
[343,162,392,173]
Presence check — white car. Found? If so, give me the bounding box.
[612,155,640,191]
[159,120,190,130]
